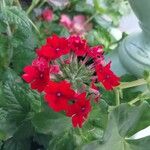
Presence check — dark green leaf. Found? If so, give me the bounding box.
[3,138,31,150]
[82,102,150,150]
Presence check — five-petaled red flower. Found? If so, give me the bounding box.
[22,57,50,92]
[68,35,88,56]
[37,34,70,60]
[66,93,91,128]
[44,80,75,112]
[96,62,120,90]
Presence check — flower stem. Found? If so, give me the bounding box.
[26,0,40,15]
[128,91,150,105]
[119,79,147,89]
[83,13,98,26]
[38,0,47,8]
[14,0,21,8]
[114,89,120,106]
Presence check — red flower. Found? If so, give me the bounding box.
[22,57,50,92]
[21,34,121,128]
[96,62,120,90]
[88,46,104,60]
[42,8,53,22]
[44,80,75,112]
[67,93,91,128]
[32,57,49,71]
[37,35,70,60]
[68,36,88,56]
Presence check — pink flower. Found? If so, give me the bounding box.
[42,8,53,22]
[60,14,92,35]
[60,14,72,29]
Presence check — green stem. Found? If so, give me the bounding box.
[83,13,98,26]
[128,91,150,105]
[26,0,40,15]
[78,128,88,141]
[38,0,47,8]
[128,97,140,105]
[114,89,120,106]
[28,18,40,34]
[14,0,21,8]
[119,79,147,89]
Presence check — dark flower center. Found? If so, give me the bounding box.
[81,106,86,112]
[69,100,75,105]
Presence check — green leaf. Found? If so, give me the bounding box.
[0,21,7,32]
[89,99,108,129]
[5,0,14,6]
[82,102,150,150]
[33,133,52,149]
[13,120,35,140]
[12,48,35,73]
[0,108,14,140]
[32,109,71,135]
[48,132,78,150]
[0,76,32,128]
[0,35,10,71]
[0,6,31,34]
[3,138,31,150]
[1,68,22,83]
[0,70,42,141]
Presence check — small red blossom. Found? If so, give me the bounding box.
[37,35,70,60]
[32,57,49,71]
[68,36,88,56]
[88,46,104,60]
[44,80,75,112]
[42,8,53,22]
[96,62,120,90]
[22,65,49,92]
[67,93,91,128]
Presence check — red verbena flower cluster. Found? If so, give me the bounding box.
[22,34,120,128]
